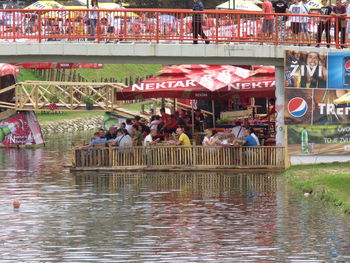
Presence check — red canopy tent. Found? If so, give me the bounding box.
[117,65,275,100]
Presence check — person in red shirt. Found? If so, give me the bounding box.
[262,0,274,40]
[159,108,170,130]
[163,114,178,133]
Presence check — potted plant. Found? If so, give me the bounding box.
[82,95,94,110]
[48,93,59,111]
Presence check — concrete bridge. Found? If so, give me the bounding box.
[0,42,341,65]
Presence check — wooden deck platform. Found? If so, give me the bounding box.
[71,146,285,172]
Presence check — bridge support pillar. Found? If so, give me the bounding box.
[275,66,284,147]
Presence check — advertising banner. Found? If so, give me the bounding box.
[285,51,350,125]
[0,111,44,146]
[288,125,350,155]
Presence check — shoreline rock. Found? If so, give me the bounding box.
[40,116,103,135]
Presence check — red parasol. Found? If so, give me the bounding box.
[0,63,19,77]
[117,65,275,101]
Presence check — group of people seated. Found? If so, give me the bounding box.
[202,121,260,147]
[85,116,261,149]
[84,108,203,148]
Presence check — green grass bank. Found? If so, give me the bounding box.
[285,162,350,214]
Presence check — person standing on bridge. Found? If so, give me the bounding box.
[89,0,99,41]
[273,0,288,41]
[192,0,210,44]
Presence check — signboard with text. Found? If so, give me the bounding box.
[285,51,350,155]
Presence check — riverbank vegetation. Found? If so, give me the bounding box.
[285,162,350,214]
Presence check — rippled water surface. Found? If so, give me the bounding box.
[0,132,350,262]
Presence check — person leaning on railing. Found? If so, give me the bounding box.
[176,127,191,146]
[243,128,260,146]
[316,0,332,47]
[273,0,288,41]
[144,128,160,146]
[192,0,210,44]
[78,132,107,149]
[332,0,347,48]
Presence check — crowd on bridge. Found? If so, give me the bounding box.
[1,0,350,47]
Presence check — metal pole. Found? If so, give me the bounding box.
[275,66,284,147]
[191,102,195,134]
[87,0,89,9]
[211,100,215,128]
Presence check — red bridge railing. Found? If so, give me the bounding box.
[0,8,347,48]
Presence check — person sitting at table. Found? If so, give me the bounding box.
[202,129,215,146]
[162,114,178,133]
[126,119,134,136]
[231,121,245,139]
[89,132,107,147]
[98,128,106,139]
[111,128,132,147]
[105,126,116,140]
[132,124,143,146]
[176,127,191,146]
[144,128,160,146]
[243,128,260,146]
[149,115,161,131]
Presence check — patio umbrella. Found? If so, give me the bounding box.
[64,0,86,8]
[0,63,19,77]
[25,1,66,9]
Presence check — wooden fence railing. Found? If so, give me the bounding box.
[0,81,125,111]
[72,145,285,170]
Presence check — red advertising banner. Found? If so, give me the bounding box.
[17,63,103,69]
[0,111,44,146]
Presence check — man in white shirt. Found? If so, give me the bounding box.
[231,121,245,139]
[113,129,132,147]
[144,129,160,146]
[125,119,134,136]
[300,0,311,45]
[288,0,303,44]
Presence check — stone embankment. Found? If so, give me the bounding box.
[40,116,103,135]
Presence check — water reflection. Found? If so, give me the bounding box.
[0,132,350,261]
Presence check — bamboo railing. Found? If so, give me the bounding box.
[72,145,285,170]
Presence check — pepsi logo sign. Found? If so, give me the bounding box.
[345,60,350,72]
[288,97,308,118]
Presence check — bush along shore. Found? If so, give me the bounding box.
[40,115,103,135]
[285,162,350,214]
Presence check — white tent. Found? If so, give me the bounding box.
[216,0,262,11]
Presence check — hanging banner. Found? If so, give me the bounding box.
[288,125,350,155]
[0,111,44,146]
[17,63,104,69]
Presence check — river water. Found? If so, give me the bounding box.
[0,132,350,262]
